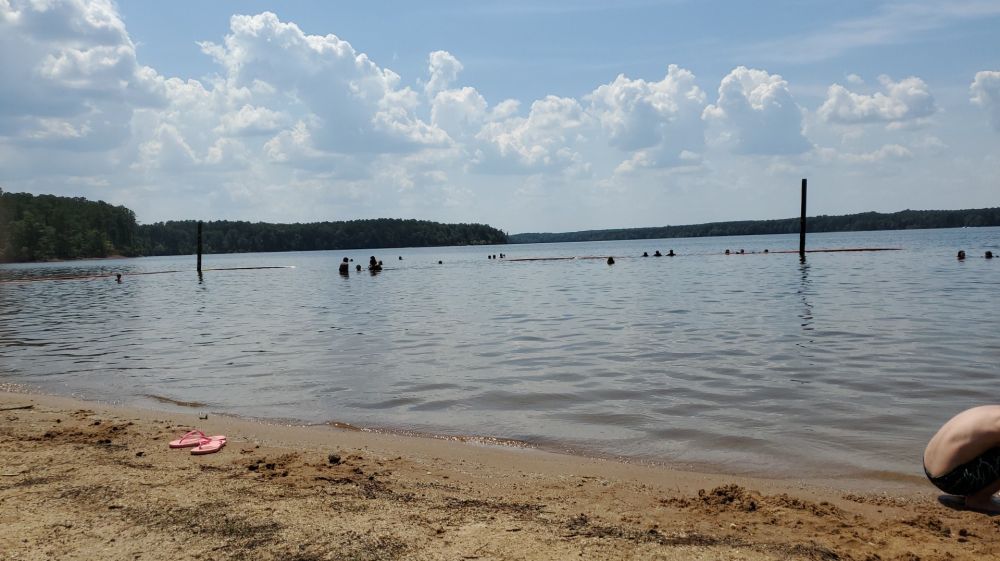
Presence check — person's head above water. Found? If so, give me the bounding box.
[607,256,615,265]
[986,251,994,259]
[958,250,966,260]
[342,257,349,263]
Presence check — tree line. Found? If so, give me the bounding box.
[508,207,1000,244]
[0,190,507,262]
[0,190,138,262]
[138,219,507,256]
[3,189,998,262]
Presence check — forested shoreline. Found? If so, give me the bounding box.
[0,191,139,263]
[0,190,506,263]
[2,190,998,263]
[138,219,507,256]
[509,207,1000,244]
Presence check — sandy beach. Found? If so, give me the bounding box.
[1,389,996,561]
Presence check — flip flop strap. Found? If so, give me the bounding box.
[178,430,207,441]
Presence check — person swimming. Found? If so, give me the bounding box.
[115,273,122,283]
[654,250,662,257]
[642,252,649,257]
[607,256,615,265]
[667,250,675,256]
[958,250,966,260]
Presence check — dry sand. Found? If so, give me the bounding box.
[1,390,997,561]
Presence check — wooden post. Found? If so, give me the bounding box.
[197,221,203,274]
[799,179,807,259]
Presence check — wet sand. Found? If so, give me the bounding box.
[1,390,996,561]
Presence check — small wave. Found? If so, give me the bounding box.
[142,394,208,408]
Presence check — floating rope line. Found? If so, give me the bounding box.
[0,265,295,284]
[769,248,902,253]
[506,248,903,261]
[200,266,296,271]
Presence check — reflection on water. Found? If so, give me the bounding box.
[798,260,814,332]
[1,227,999,479]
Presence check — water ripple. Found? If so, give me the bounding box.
[1,229,999,479]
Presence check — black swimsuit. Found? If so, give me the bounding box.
[925,447,1000,496]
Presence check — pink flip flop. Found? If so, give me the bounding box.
[169,430,207,448]
[191,436,227,455]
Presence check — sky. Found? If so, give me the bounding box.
[0,1,998,233]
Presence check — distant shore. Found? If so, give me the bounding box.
[1,389,994,560]
[510,210,1000,244]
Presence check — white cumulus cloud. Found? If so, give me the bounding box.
[199,12,446,155]
[473,95,589,174]
[425,50,463,97]
[2,1,992,232]
[818,75,936,125]
[587,64,706,169]
[431,86,489,139]
[215,105,288,136]
[970,71,1000,131]
[0,0,164,150]
[703,66,809,155]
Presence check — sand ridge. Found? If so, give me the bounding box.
[1,391,997,561]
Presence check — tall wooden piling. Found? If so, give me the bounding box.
[799,178,807,259]
[197,221,203,274]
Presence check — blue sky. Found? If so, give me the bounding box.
[1,0,998,232]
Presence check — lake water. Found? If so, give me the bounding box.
[2,228,998,480]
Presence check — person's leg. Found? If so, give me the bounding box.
[965,478,1000,513]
